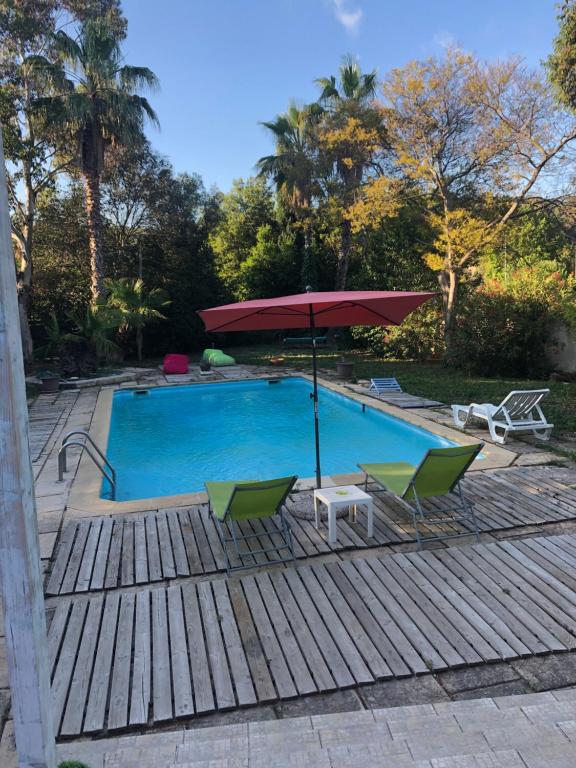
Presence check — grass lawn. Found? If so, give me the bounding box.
[229,345,576,437]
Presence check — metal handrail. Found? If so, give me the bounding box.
[58,430,116,500]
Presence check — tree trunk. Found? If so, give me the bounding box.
[336,218,352,290]
[84,169,105,302]
[136,326,143,362]
[438,267,459,356]
[17,279,34,365]
[301,219,316,290]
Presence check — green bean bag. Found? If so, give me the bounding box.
[202,348,236,366]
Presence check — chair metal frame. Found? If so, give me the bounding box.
[208,478,297,574]
[362,447,482,547]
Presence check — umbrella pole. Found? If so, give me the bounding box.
[309,304,322,488]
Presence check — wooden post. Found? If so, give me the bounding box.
[0,129,56,766]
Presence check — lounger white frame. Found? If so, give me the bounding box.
[452,389,553,444]
[369,377,402,395]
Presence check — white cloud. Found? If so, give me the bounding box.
[332,0,363,36]
[433,30,457,50]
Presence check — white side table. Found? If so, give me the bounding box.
[313,485,374,544]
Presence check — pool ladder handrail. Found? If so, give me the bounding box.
[58,429,117,500]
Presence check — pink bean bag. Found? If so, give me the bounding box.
[163,354,189,375]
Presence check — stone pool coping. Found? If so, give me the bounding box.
[66,373,516,518]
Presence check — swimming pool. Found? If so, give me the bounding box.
[102,377,457,501]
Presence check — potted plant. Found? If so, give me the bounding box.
[38,369,60,393]
[336,356,354,380]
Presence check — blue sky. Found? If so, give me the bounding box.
[121,0,559,192]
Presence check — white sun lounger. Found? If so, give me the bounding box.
[452,389,553,444]
[369,377,403,395]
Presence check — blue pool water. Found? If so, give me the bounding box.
[102,377,456,501]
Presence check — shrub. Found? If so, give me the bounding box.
[449,269,575,378]
[350,304,445,361]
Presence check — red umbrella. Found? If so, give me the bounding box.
[198,290,437,487]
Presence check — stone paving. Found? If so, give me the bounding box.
[55,689,576,768]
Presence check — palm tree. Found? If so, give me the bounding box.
[36,17,159,302]
[105,278,170,361]
[315,56,380,289]
[316,55,378,105]
[257,102,321,287]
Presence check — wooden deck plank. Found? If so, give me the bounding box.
[47,599,71,674]
[353,557,448,671]
[256,572,317,695]
[60,594,104,736]
[190,509,217,574]
[227,580,277,704]
[120,520,135,587]
[60,522,90,594]
[474,544,576,646]
[157,512,176,579]
[166,510,190,577]
[179,508,203,576]
[212,580,257,706]
[312,565,393,679]
[107,592,136,730]
[325,562,412,678]
[129,590,151,726]
[242,574,297,699]
[380,556,480,666]
[152,588,173,721]
[167,586,194,717]
[104,520,123,590]
[182,583,216,713]
[297,565,374,685]
[90,517,114,591]
[74,521,102,593]
[438,547,556,655]
[419,549,530,659]
[201,514,228,571]
[270,571,337,691]
[145,513,163,582]
[51,600,88,731]
[84,593,120,733]
[197,580,236,709]
[283,567,355,688]
[402,550,514,662]
[134,517,149,585]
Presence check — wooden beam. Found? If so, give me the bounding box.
[0,127,56,766]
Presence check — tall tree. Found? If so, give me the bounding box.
[382,49,576,353]
[315,55,386,289]
[548,0,576,109]
[257,102,320,288]
[0,0,68,361]
[209,177,277,300]
[37,16,158,302]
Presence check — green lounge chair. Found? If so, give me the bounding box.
[358,444,483,546]
[205,475,297,574]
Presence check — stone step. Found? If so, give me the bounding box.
[55,690,576,768]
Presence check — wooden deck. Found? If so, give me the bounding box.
[47,532,576,737]
[47,464,576,595]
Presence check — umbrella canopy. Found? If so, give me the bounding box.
[198,290,435,332]
[198,290,437,488]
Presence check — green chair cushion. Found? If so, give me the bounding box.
[205,476,297,521]
[358,461,416,497]
[359,444,482,502]
[205,480,256,520]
